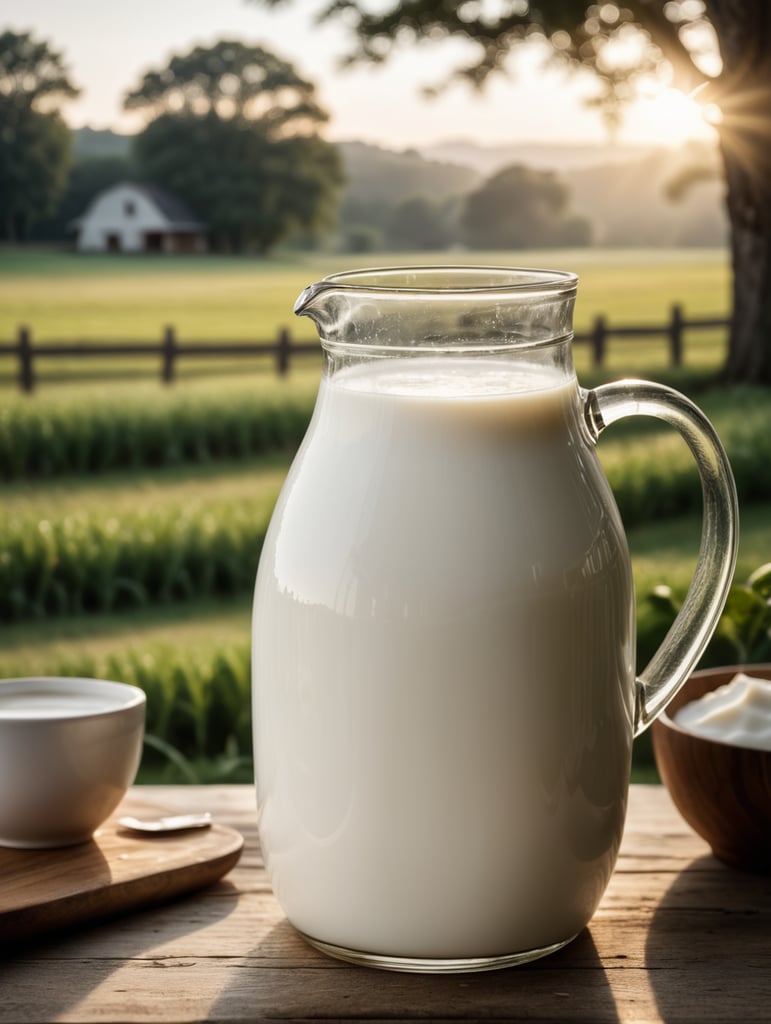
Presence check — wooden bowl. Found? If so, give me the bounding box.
[652,664,771,874]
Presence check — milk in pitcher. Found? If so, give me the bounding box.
[252,356,635,962]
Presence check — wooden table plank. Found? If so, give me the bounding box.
[1,784,769,1024]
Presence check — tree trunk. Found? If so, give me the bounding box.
[720,136,771,384]
[709,0,771,384]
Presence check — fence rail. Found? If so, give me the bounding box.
[0,306,729,392]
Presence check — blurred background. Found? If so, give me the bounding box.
[1,0,769,782]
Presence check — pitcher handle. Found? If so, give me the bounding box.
[582,380,739,737]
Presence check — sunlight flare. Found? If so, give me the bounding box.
[628,84,718,145]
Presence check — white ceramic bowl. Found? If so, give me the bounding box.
[0,677,146,848]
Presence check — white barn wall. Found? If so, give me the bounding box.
[78,184,171,251]
[76,183,205,253]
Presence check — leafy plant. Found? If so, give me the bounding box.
[643,562,771,669]
[0,641,253,773]
[0,496,276,621]
[141,733,252,785]
[0,391,313,480]
[599,394,771,527]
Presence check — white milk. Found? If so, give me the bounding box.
[0,691,120,718]
[674,673,771,750]
[252,357,635,960]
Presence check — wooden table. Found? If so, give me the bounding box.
[1,784,769,1023]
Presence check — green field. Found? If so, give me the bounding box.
[0,246,766,785]
[0,248,730,339]
[0,248,730,384]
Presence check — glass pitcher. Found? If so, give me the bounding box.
[252,266,738,973]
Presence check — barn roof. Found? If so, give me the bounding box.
[135,183,205,228]
[72,181,206,230]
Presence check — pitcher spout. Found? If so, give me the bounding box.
[293,265,578,354]
[293,279,348,337]
[294,281,328,320]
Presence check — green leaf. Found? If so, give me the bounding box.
[747,562,771,600]
[143,732,199,784]
[718,581,771,660]
[645,584,680,617]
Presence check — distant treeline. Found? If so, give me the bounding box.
[3,29,727,254]
[33,128,727,253]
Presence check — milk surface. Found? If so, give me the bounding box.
[674,673,771,750]
[253,357,635,960]
[0,690,120,718]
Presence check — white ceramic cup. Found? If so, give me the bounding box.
[0,677,146,848]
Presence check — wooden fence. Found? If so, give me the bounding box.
[0,305,729,393]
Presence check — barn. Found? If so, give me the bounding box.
[74,182,208,254]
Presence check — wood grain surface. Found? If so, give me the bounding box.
[0,793,243,940]
[0,784,769,1024]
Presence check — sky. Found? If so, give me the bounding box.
[5,0,718,151]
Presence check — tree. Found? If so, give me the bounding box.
[387,195,454,249]
[461,165,591,249]
[31,155,134,242]
[124,40,328,127]
[0,30,79,241]
[257,1,771,384]
[133,112,341,252]
[125,41,343,252]
[0,29,79,107]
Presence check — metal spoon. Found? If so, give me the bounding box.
[117,812,213,834]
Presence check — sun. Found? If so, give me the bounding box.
[623,85,719,146]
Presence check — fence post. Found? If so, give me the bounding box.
[591,315,607,368]
[276,327,291,376]
[669,304,684,367]
[17,326,34,393]
[162,325,177,384]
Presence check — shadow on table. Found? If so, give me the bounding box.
[645,854,771,1024]
[213,921,621,1022]
[0,877,241,1021]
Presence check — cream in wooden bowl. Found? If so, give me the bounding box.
[0,677,145,848]
[652,665,771,874]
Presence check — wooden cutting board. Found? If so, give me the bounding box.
[0,794,244,940]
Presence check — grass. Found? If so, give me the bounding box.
[0,385,316,479]
[630,502,770,601]
[0,597,251,675]
[2,498,766,663]
[0,455,288,514]
[0,496,275,621]
[596,386,771,525]
[1,374,768,626]
[1,421,762,778]
[0,251,322,344]
[2,377,767,547]
[1,500,767,785]
[0,249,730,384]
[0,365,323,400]
[0,245,762,786]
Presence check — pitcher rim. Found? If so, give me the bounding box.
[296,265,578,312]
[320,264,577,288]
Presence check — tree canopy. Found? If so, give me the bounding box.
[387,195,454,249]
[0,31,78,241]
[30,155,134,242]
[461,164,591,249]
[258,1,717,120]
[125,40,327,131]
[0,29,79,109]
[258,1,771,383]
[126,41,343,253]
